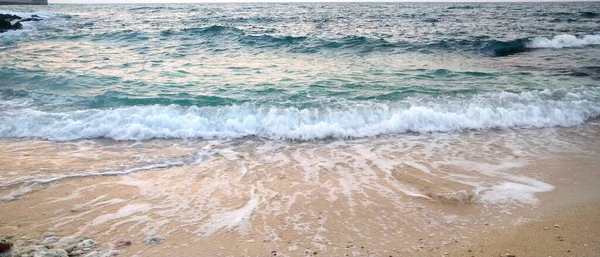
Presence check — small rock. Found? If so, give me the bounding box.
[0,241,12,253]
[42,236,60,246]
[76,240,95,250]
[83,251,101,257]
[544,227,549,230]
[64,244,78,253]
[12,245,49,256]
[148,236,163,245]
[33,249,69,257]
[68,250,84,256]
[114,241,132,249]
[554,224,560,228]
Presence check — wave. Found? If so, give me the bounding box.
[92,30,150,42]
[1,89,599,141]
[528,34,600,49]
[470,34,600,57]
[0,88,239,109]
[158,26,599,56]
[580,12,599,18]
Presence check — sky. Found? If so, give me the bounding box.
[51,0,594,3]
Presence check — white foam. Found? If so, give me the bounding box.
[1,89,599,141]
[0,161,187,202]
[528,34,600,49]
[0,161,185,188]
[92,203,152,226]
[480,181,554,205]
[198,186,260,236]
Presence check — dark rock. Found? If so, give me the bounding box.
[0,18,22,32]
[0,13,43,33]
[148,236,163,245]
[0,14,20,33]
[0,14,22,22]
[22,17,43,22]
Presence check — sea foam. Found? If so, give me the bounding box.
[1,89,598,141]
[528,34,600,49]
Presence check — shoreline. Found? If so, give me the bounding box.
[1,125,599,257]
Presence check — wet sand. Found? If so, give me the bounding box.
[1,125,599,256]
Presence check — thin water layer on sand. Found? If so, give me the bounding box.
[1,124,598,256]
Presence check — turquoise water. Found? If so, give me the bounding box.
[1,3,600,140]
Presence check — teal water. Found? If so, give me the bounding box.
[1,3,600,140]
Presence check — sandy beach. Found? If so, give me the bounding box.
[1,124,599,257]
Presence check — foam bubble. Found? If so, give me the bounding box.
[528,34,600,49]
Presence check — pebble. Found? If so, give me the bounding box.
[554,224,560,228]
[69,250,84,256]
[544,227,549,230]
[7,236,108,257]
[114,241,132,249]
[148,236,163,245]
[33,249,69,257]
[83,251,101,257]
[76,239,96,251]
[42,236,60,246]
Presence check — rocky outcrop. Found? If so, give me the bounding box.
[0,13,42,33]
[0,0,48,5]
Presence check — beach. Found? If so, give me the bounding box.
[2,124,599,256]
[2,2,600,256]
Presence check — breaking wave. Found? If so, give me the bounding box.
[1,89,599,141]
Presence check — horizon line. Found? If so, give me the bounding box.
[47,0,600,4]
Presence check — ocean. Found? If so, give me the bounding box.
[1,2,600,256]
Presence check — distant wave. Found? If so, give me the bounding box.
[580,12,599,18]
[0,88,239,109]
[1,88,598,141]
[158,27,600,56]
[528,34,600,49]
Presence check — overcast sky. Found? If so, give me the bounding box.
[50,0,594,3]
